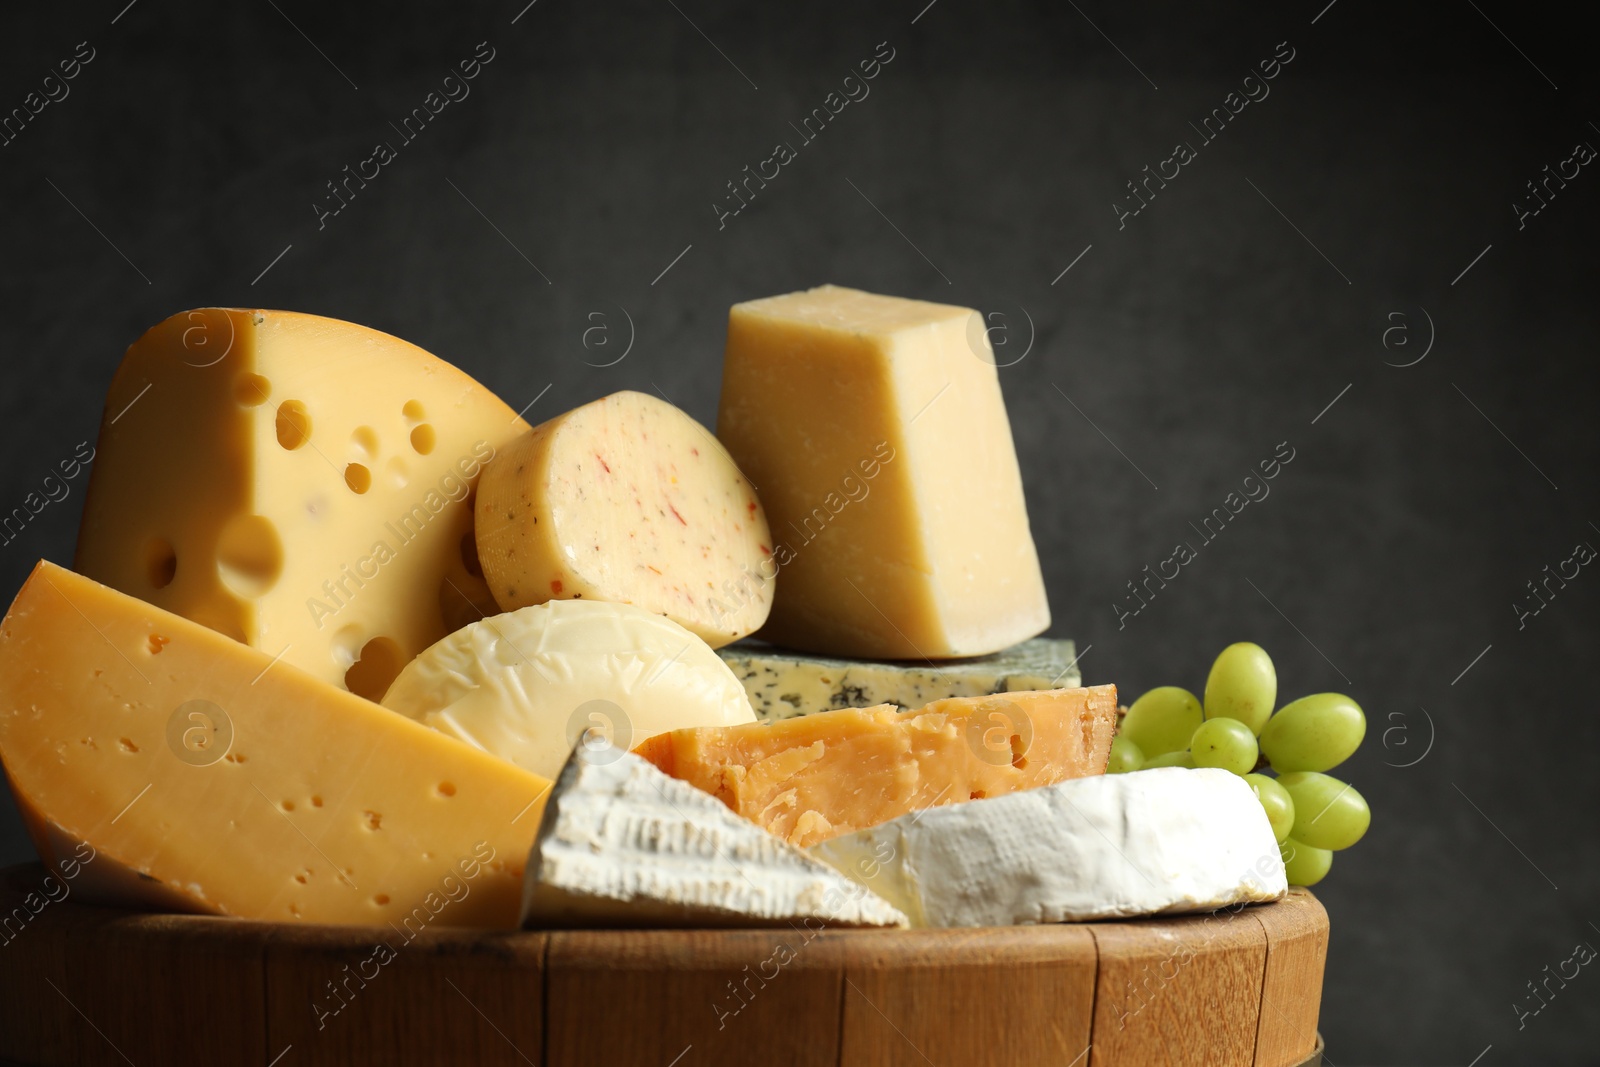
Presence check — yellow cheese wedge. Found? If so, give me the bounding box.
[74,308,526,699]
[474,390,774,648]
[0,561,552,928]
[717,285,1050,659]
[634,685,1118,847]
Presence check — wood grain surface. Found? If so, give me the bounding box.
[0,865,1327,1067]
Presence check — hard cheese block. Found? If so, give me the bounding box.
[811,767,1288,928]
[717,285,1049,659]
[384,600,756,780]
[719,637,1082,721]
[635,685,1118,848]
[475,390,774,648]
[0,561,553,927]
[523,743,906,929]
[74,308,523,699]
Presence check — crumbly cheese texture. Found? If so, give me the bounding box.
[0,562,552,927]
[383,600,756,780]
[475,390,774,649]
[634,685,1118,848]
[719,638,1082,721]
[522,745,906,928]
[717,285,1050,659]
[74,308,520,699]
[810,767,1288,928]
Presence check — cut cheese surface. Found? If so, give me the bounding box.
[0,561,552,928]
[475,390,774,648]
[522,743,906,929]
[74,308,523,698]
[811,767,1288,927]
[383,600,756,780]
[719,637,1083,721]
[634,685,1118,848]
[716,285,1050,659]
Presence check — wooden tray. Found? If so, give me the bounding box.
[0,864,1326,1066]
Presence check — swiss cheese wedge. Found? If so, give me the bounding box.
[0,561,552,928]
[74,308,525,698]
[635,685,1118,847]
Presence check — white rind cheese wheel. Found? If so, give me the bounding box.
[474,390,775,648]
[382,600,757,779]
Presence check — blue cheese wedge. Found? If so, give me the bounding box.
[718,637,1081,721]
[809,767,1287,928]
[521,741,907,929]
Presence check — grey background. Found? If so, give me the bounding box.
[2,0,1597,1062]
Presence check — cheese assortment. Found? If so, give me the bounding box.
[635,686,1118,847]
[809,767,1287,927]
[717,285,1051,659]
[382,599,756,779]
[522,740,907,928]
[0,289,1356,946]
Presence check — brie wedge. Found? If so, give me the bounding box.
[521,742,908,929]
[809,767,1287,928]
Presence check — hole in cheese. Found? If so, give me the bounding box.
[1011,733,1028,769]
[437,781,457,798]
[215,514,284,599]
[275,400,312,450]
[402,399,426,422]
[363,811,383,830]
[310,795,323,807]
[235,373,271,406]
[410,424,437,455]
[147,634,169,655]
[351,425,380,458]
[145,539,177,589]
[119,737,138,753]
[344,463,373,494]
[345,636,405,701]
[373,893,390,906]
[281,799,295,812]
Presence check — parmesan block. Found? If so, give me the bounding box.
[0,561,552,927]
[523,742,906,929]
[719,637,1082,721]
[716,285,1049,659]
[383,600,756,780]
[811,768,1288,928]
[635,685,1118,847]
[74,308,522,699]
[475,390,774,648]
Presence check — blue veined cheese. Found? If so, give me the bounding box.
[717,637,1081,721]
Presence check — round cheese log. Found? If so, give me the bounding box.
[382,600,757,779]
[475,390,774,648]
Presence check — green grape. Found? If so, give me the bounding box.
[1142,749,1195,769]
[1278,771,1369,850]
[1203,642,1277,735]
[1191,717,1259,776]
[1260,693,1366,773]
[1243,773,1296,843]
[1107,735,1144,774]
[1121,687,1204,757]
[1280,837,1333,887]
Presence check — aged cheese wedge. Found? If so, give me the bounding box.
[811,767,1288,927]
[383,600,756,780]
[717,285,1049,659]
[474,390,774,648]
[0,561,552,928]
[719,637,1083,721]
[522,741,906,928]
[635,685,1117,847]
[74,308,523,699]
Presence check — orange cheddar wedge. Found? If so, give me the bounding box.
[634,685,1117,847]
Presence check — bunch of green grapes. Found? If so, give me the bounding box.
[1107,643,1368,887]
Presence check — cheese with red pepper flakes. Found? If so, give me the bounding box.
[474,390,774,648]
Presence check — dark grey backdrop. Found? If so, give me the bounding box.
[3,0,1597,1062]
